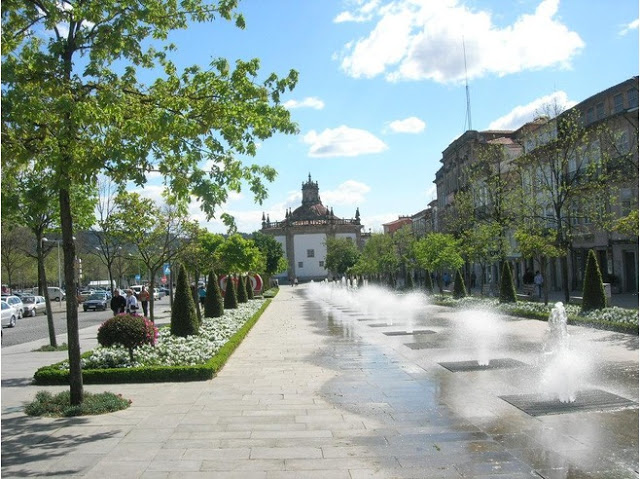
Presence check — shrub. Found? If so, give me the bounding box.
[25,390,131,417]
[97,314,158,362]
[237,275,248,303]
[582,249,607,312]
[245,275,255,300]
[204,271,224,318]
[499,262,517,303]
[405,272,414,290]
[171,263,199,337]
[224,275,239,309]
[452,269,467,299]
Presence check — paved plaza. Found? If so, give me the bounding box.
[1,285,638,478]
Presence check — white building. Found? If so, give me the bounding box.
[261,175,363,282]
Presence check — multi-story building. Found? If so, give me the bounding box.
[260,175,363,283]
[433,77,638,294]
[382,216,412,235]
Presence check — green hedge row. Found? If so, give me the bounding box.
[34,299,272,385]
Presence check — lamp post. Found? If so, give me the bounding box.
[42,237,62,290]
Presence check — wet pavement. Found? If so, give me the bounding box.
[1,285,638,478]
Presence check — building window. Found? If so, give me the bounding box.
[307,249,314,258]
[298,261,303,268]
[596,102,605,119]
[319,261,324,267]
[613,93,624,113]
[628,88,638,108]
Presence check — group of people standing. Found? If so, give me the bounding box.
[110,286,151,316]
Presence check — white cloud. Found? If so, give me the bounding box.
[488,91,577,130]
[334,0,380,23]
[303,125,388,157]
[388,116,426,133]
[322,180,371,206]
[361,212,398,233]
[619,18,639,36]
[283,97,325,110]
[337,0,584,84]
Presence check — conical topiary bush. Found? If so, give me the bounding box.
[582,249,607,312]
[499,262,517,303]
[170,263,199,337]
[224,275,238,309]
[237,275,248,303]
[204,271,224,318]
[245,275,254,300]
[452,269,467,299]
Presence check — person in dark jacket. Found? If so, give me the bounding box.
[110,289,126,315]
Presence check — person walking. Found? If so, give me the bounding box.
[534,271,544,299]
[139,285,150,317]
[110,289,126,316]
[125,289,138,314]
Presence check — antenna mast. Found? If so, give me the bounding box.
[463,36,472,131]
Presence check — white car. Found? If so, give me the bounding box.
[22,295,47,317]
[1,300,18,328]
[1,295,24,319]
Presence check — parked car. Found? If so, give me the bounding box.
[47,287,66,302]
[21,295,47,317]
[1,300,17,328]
[1,295,24,319]
[78,290,94,302]
[83,292,109,312]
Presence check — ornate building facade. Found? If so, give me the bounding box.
[261,175,363,282]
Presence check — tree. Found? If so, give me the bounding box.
[392,225,416,287]
[352,234,398,286]
[115,192,193,322]
[204,271,224,318]
[216,234,262,275]
[252,232,287,283]
[3,1,298,406]
[413,233,464,293]
[498,262,517,304]
[170,264,199,337]
[516,106,610,302]
[582,249,607,312]
[325,237,360,277]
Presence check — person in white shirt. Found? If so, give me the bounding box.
[126,289,138,314]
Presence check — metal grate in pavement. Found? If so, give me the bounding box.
[500,389,638,417]
[439,358,527,372]
[383,330,436,336]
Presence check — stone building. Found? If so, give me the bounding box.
[260,175,363,283]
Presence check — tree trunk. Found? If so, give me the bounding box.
[60,187,83,405]
[38,237,57,347]
[560,255,570,304]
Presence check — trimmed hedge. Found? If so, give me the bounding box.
[33,299,272,385]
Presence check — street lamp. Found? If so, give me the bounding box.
[42,237,62,290]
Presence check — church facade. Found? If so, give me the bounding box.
[261,175,363,282]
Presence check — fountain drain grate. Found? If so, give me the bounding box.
[383,330,436,336]
[439,358,527,372]
[500,389,638,417]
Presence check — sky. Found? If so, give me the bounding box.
[133,0,639,234]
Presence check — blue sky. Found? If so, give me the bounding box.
[135,0,639,234]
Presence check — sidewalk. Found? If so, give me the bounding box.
[1,286,638,478]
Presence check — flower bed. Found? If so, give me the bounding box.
[432,295,638,335]
[34,299,271,385]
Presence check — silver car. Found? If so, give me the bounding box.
[1,295,23,319]
[1,300,17,328]
[22,295,47,317]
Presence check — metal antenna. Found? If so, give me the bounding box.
[463,36,472,131]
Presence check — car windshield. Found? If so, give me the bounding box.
[23,296,35,303]
[88,293,105,300]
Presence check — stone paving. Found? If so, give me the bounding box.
[1,285,638,478]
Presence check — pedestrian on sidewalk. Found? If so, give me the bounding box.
[110,289,126,316]
[125,289,138,314]
[534,271,544,298]
[139,286,150,317]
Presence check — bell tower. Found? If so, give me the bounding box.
[301,173,320,206]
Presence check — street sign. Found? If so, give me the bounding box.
[135,274,141,281]
[164,265,171,275]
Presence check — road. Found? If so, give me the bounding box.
[1,297,171,347]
